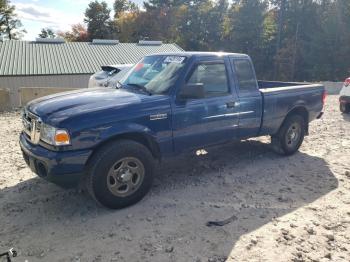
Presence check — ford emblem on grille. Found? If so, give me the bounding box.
[22,108,41,144]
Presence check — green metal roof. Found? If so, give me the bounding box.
[0,40,184,76]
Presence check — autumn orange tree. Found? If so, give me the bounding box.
[58,24,89,42]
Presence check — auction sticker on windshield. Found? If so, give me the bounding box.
[164,56,186,64]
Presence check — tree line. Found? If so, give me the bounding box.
[1,0,350,82]
[58,0,350,82]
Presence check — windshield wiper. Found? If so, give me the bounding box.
[127,83,152,96]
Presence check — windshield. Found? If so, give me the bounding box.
[120,55,187,95]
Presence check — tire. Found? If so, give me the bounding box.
[86,139,155,209]
[271,115,305,156]
[340,103,350,114]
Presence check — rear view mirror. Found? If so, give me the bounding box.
[179,83,205,99]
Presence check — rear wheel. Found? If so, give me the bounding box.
[86,140,155,209]
[271,115,305,156]
[340,103,350,114]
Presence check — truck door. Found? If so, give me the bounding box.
[172,57,240,152]
[230,58,263,138]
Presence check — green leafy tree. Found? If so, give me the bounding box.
[224,0,268,71]
[84,1,114,40]
[0,0,8,30]
[38,28,56,38]
[139,0,187,42]
[269,0,350,82]
[114,11,140,42]
[328,0,350,80]
[272,0,319,80]
[0,0,26,40]
[174,0,223,50]
[144,0,186,9]
[257,8,278,79]
[203,0,229,51]
[113,0,138,19]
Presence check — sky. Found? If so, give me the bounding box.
[11,0,143,40]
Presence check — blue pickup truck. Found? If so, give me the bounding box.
[20,52,325,209]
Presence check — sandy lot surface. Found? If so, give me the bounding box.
[0,95,349,262]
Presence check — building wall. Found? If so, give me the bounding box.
[0,88,10,111]
[0,74,90,108]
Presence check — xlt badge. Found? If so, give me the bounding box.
[150,113,168,121]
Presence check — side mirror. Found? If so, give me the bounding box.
[179,83,205,99]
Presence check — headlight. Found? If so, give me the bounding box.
[40,123,70,146]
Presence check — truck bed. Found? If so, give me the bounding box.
[257,81,325,136]
[258,80,306,89]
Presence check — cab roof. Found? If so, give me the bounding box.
[146,51,250,59]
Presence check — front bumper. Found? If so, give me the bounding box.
[19,133,92,188]
[339,95,350,104]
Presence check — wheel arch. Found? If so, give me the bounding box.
[280,106,309,135]
[86,132,161,167]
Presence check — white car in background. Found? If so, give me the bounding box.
[88,64,133,88]
[340,77,350,113]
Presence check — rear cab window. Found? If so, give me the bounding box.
[232,59,258,95]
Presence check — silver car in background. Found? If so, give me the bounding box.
[340,77,350,113]
[88,64,133,88]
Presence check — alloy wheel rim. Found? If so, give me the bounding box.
[286,122,301,148]
[107,157,145,197]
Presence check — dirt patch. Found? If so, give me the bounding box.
[0,95,349,262]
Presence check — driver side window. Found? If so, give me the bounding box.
[187,63,229,97]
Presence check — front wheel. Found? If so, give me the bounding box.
[271,115,305,156]
[86,140,155,209]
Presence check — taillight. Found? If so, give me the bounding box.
[322,91,327,105]
[344,78,350,87]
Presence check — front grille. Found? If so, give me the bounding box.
[22,109,41,144]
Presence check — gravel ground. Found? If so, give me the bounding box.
[0,95,349,262]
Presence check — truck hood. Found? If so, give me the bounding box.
[27,88,156,126]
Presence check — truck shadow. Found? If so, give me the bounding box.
[0,139,338,261]
[342,113,350,122]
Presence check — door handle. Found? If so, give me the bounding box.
[226,101,238,108]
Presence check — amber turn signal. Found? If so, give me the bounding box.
[54,130,70,145]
